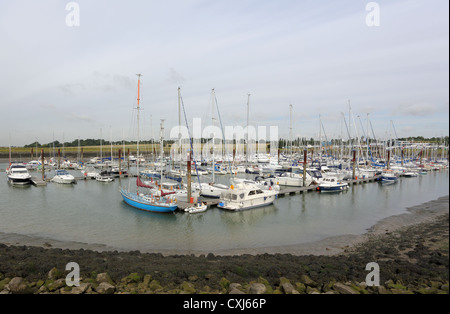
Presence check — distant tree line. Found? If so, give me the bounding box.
[24,135,448,148]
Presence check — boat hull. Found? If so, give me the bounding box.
[7,177,32,185]
[120,189,177,213]
[318,184,348,192]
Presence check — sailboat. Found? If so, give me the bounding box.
[199,89,229,198]
[119,74,178,213]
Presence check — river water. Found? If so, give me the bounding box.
[0,163,448,254]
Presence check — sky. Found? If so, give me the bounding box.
[0,0,448,147]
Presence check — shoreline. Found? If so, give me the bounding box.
[1,195,448,256]
[0,195,448,294]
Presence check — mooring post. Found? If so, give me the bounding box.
[118,149,122,176]
[352,149,356,180]
[303,148,307,187]
[187,150,192,203]
[127,148,130,171]
[41,149,45,180]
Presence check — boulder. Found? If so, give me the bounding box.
[71,283,91,294]
[280,278,296,294]
[96,272,113,284]
[7,277,31,294]
[249,283,266,294]
[300,274,317,287]
[96,282,116,294]
[48,267,62,280]
[333,282,359,294]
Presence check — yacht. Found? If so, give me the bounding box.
[218,179,278,211]
[6,164,32,185]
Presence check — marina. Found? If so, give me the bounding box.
[0,159,448,254]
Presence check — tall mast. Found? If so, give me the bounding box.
[178,87,181,171]
[133,74,142,193]
[246,93,250,164]
[212,89,216,182]
[289,104,293,159]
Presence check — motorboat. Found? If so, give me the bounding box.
[6,164,32,185]
[379,169,398,184]
[95,173,114,182]
[217,179,278,211]
[51,169,76,184]
[317,177,349,192]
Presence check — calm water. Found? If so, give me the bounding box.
[0,163,448,253]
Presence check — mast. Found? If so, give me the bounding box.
[136,73,142,192]
[246,93,250,164]
[178,87,181,172]
[212,88,216,183]
[160,119,165,185]
[289,104,293,160]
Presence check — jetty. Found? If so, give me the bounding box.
[30,176,47,186]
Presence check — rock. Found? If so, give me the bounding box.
[295,282,306,294]
[280,278,296,294]
[229,283,244,294]
[229,288,245,294]
[306,286,319,294]
[333,282,359,295]
[149,280,162,292]
[300,274,317,287]
[96,272,113,284]
[48,267,62,280]
[47,279,66,292]
[249,283,266,294]
[96,282,115,294]
[71,283,91,294]
[125,273,141,283]
[7,277,31,294]
[180,281,196,294]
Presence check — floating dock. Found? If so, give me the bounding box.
[30,176,47,186]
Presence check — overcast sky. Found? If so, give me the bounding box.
[0,0,448,146]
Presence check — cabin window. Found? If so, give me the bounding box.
[256,189,264,194]
[248,190,256,196]
[239,193,244,199]
[232,194,238,201]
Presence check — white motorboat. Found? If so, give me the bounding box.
[403,171,418,177]
[317,177,349,192]
[51,169,76,184]
[6,164,32,185]
[95,174,114,182]
[218,180,278,211]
